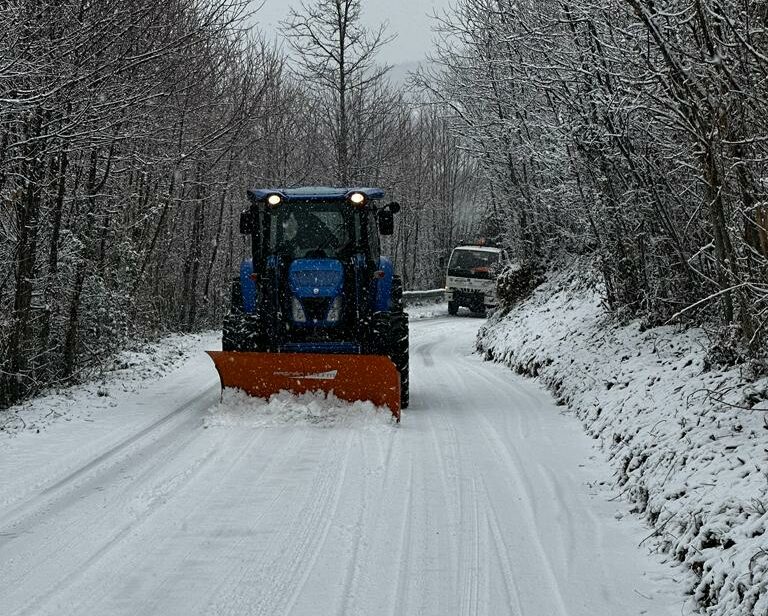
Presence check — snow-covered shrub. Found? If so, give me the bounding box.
[495,260,545,312]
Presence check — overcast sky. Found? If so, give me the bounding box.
[249,0,449,65]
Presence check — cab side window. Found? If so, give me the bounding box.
[369,212,381,262]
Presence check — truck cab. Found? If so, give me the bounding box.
[445,244,505,316]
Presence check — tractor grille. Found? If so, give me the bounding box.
[291,270,341,287]
[301,297,331,321]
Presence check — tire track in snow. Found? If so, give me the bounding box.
[461,475,483,616]
[407,317,622,616]
[434,326,571,616]
[13,442,222,616]
[538,466,579,575]
[133,426,285,616]
[209,430,355,616]
[419,327,485,616]
[465,383,572,615]
[268,432,354,616]
[425,408,462,601]
[463,351,600,578]
[440,348,524,613]
[335,431,372,616]
[0,384,218,539]
[480,477,527,616]
[388,456,415,616]
[479,418,571,614]
[91,426,304,616]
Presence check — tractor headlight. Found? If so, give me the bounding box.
[327,296,342,322]
[267,194,282,206]
[348,192,365,206]
[292,297,306,322]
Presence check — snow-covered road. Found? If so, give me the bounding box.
[0,315,683,615]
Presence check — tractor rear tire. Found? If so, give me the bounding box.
[448,300,458,316]
[223,279,246,350]
[230,278,243,313]
[223,313,265,352]
[390,313,409,409]
[391,275,404,312]
[222,315,241,351]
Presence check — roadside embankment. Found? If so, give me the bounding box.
[477,267,768,616]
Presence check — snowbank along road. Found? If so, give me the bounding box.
[0,313,685,615]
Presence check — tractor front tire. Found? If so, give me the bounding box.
[448,300,458,316]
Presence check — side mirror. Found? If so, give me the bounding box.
[438,255,446,268]
[386,201,401,214]
[378,209,394,236]
[239,210,255,235]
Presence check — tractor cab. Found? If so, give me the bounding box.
[237,188,400,345]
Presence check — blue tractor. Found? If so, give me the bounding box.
[207,187,409,419]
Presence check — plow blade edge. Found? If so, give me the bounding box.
[206,351,401,421]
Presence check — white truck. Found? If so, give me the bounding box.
[445,244,506,316]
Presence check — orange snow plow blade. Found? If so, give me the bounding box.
[206,351,401,421]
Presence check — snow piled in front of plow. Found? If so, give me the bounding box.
[204,389,396,429]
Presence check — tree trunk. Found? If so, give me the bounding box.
[62,147,99,378]
[38,142,69,374]
[3,108,46,406]
[203,152,234,305]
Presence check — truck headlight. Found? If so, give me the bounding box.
[327,297,342,322]
[292,297,306,322]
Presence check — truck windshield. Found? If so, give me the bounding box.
[270,202,359,259]
[449,249,500,272]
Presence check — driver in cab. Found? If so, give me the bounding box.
[281,211,346,259]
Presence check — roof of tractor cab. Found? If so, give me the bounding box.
[247,187,385,203]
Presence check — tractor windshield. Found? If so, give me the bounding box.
[270,202,359,260]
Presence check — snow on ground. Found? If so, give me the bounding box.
[0,313,685,615]
[0,334,221,518]
[477,265,768,616]
[0,331,218,436]
[406,298,448,320]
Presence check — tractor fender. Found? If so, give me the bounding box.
[373,256,394,312]
[239,259,257,313]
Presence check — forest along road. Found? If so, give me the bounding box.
[0,315,684,616]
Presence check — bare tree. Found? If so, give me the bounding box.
[282,0,393,184]
[417,0,768,359]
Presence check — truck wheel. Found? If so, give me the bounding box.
[448,300,458,316]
